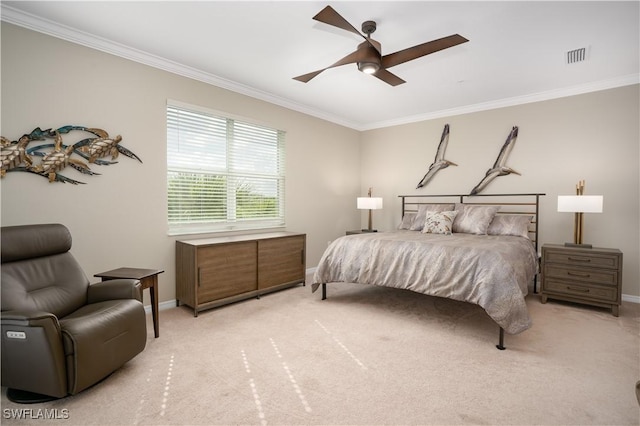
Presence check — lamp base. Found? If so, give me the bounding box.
[564,242,593,249]
[361,229,378,233]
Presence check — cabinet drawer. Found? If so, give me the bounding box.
[544,265,618,286]
[544,279,617,303]
[544,251,619,269]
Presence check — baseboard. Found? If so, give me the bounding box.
[306,267,317,275]
[144,299,179,314]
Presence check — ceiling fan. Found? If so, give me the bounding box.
[293,5,469,86]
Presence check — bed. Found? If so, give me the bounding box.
[312,193,545,350]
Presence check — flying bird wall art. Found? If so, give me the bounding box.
[416,124,458,189]
[470,126,521,195]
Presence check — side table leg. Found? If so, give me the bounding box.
[148,276,160,338]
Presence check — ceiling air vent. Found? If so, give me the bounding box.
[567,47,587,64]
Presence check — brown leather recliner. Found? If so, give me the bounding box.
[1,223,147,402]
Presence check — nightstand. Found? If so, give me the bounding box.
[540,244,623,316]
[346,229,378,235]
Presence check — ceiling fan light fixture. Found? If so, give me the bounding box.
[358,62,379,74]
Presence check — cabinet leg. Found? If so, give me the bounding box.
[612,305,619,317]
[541,294,547,304]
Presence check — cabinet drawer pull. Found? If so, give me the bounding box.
[567,271,590,278]
[567,286,590,293]
[568,257,591,263]
[197,267,201,287]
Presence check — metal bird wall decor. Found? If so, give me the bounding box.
[416,124,457,189]
[1,126,142,184]
[470,126,520,195]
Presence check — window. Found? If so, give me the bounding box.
[167,102,285,234]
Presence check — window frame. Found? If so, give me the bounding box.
[166,100,286,236]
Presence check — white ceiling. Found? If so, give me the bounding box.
[2,1,639,131]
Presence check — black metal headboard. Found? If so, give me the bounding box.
[399,193,546,253]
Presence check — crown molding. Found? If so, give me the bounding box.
[3,4,638,133]
[360,74,640,131]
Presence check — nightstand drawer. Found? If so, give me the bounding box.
[544,251,620,269]
[544,265,618,286]
[544,279,617,303]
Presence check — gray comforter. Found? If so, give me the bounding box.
[312,230,538,334]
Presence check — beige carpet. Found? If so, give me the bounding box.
[2,278,639,425]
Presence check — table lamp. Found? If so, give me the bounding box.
[357,187,383,232]
[557,180,603,248]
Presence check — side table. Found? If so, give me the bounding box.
[95,267,164,338]
[540,244,622,316]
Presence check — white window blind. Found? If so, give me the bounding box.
[167,102,285,234]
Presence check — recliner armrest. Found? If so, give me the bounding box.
[87,279,142,304]
[1,310,60,328]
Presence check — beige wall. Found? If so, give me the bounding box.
[0,24,361,306]
[2,23,639,304]
[360,85,640,298]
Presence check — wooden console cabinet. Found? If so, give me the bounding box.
[176,232,306,316]
[540,244,623,316]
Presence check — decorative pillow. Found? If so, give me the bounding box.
[421,211,458,235]
[398,213,417,230]
[409,204,456,231]
[452,204,500,235]
[488,214,533,238]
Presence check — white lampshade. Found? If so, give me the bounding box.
[557,195,603,213]
[357,197,383,210]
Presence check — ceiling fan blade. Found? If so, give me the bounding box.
[372,68,406,86]
[381,34,469,69]
[313,6,382,55]
[367,38,382,55]
[293,70,325,83]
[313,5,363,38]
[293,49,365,83]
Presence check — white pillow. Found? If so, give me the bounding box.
[398,213,417,230]
[453,204,499,235]
[421,211,458,235]
[487,214,533,238]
